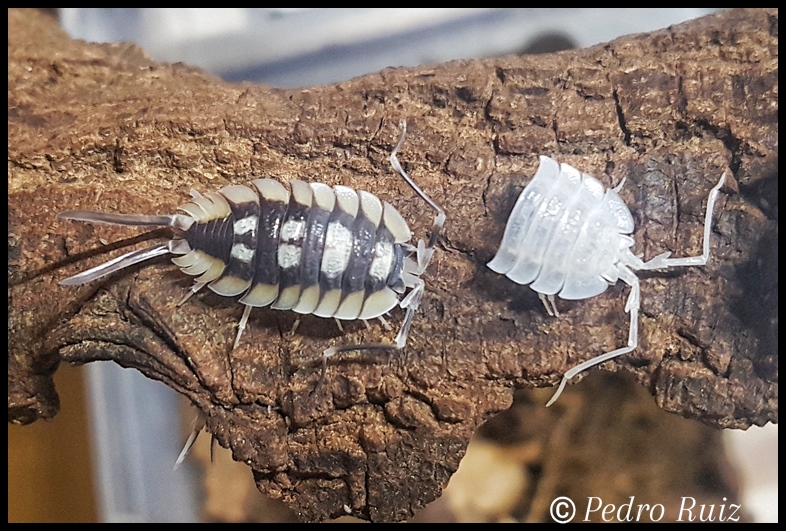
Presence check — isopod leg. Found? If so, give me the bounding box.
[318,122,444,383]
[538,293,560,317]
[545,267,640,407]
[319,280,425,381]
[174,410,206,469]
[234,305,253,350]
[612,176,628,193]
[390,120,446,271]
[178,280,209,306]
[394,277,425,348]
[638,171,726,270]
[235,305,309,349]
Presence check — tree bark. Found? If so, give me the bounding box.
[9,8,777,522]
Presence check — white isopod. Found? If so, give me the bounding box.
[488,156,726,406]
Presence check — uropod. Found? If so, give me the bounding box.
[59,121,446,373]
[488,156,726,406]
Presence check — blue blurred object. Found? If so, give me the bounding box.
[84,362,199,522]
[60,8,719,88]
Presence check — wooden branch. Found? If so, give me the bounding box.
[9,8,777,522]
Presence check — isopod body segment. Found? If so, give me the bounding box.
[488,156,727,406]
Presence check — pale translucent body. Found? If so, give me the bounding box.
[489,156,727,406]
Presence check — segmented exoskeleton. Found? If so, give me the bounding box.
[60,121,445,371]
[488,156,726,406]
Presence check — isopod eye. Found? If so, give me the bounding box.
[601,189,635,234]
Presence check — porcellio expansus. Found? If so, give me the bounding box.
[59,121,446,371]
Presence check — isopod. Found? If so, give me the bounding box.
[59,121,446,372]
[488,156,726,406]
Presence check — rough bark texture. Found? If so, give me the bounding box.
[8,8,777,522]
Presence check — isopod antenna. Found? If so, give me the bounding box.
[58,211,191,286]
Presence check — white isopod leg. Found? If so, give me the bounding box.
[319,271,428,381]
[178,280,209,306]
[319,121,444,382]
[236,304,309,349]
[394,277,426,348]
[174,410,207,469]
[545,267,640,407]
[545,171,726,406]
[538,293,560,317]
[377,315,392,331]
[638,172,727,270]
[234,305,254,350]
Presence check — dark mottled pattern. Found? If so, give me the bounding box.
[186,214,233,264]
[254,196,287,287]
[343,212,377,293]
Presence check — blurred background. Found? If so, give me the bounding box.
[9,8,776,523]
[59,8,721,88]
